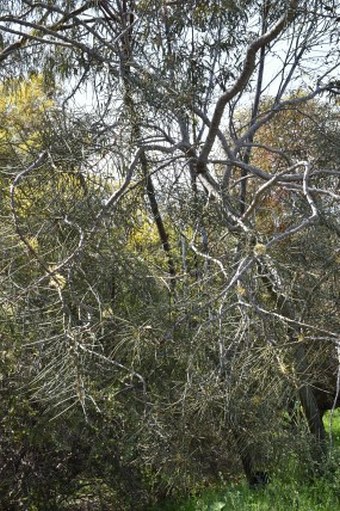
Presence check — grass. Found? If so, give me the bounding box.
[324,408,340,447]
[149,410,340,511]
[149,477,340,511]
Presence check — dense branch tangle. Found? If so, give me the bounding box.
[0,0,339,506]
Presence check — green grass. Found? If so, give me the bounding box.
[149,411,340,511]
[61,477,340,511]
[149,476,340,511]
[324,408,340,447]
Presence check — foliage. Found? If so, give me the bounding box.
[149,425,340,511]
[0,1,339,509]
[154,477,340,511]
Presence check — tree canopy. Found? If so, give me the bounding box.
[0,1,339,509]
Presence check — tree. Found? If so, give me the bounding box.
[0,0,340,508]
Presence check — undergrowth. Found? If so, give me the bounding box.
[149,411,340,511]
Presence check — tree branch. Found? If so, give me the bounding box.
[197,0,299,172]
